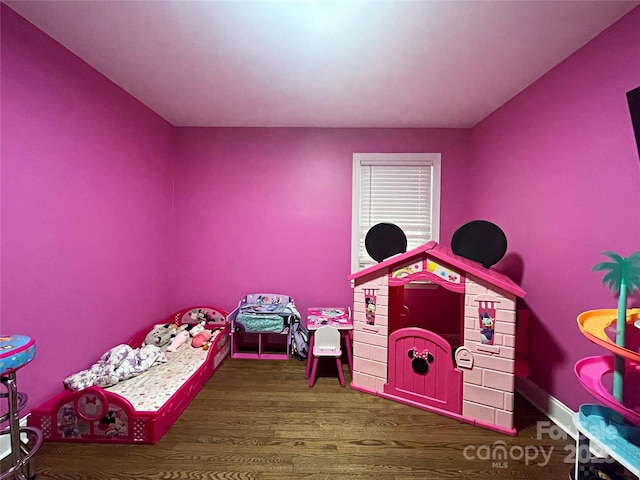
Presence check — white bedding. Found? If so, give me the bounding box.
[63,344,167,391]
[105,331,221,411]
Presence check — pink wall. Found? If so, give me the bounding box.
[471,7,640,410]
[1,5,176,408]
[5,0,639,419]
[171,127,473,317]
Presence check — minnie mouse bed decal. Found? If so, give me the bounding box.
[408,348,434,375]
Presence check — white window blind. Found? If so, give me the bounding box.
[352,153,441,272]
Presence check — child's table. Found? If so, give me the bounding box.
[305,307,353,380]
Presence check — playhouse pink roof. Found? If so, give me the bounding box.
[348,241,526,299]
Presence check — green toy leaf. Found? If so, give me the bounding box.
[591,250,640,297]
[603,251,624,263]
[592,262,618,272]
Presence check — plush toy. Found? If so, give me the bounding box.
[166,328,190,352]
[144,324,174,348]
[188,321,206,338]
[191,329,212,348]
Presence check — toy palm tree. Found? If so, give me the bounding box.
[592,251,640,403]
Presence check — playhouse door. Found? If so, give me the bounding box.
[384,327,462,414]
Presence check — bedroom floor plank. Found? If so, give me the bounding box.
[21,358,607,479]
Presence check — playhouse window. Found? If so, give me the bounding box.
[351,153,441,273]
[365,293,377,325]
[478,309,496,345]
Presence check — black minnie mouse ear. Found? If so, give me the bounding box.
[365,223,407,263]
[451,220,507,268]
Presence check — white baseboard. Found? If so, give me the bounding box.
[516,377,578,440]
[0,415,28,460]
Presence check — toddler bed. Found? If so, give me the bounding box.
[27,306,230,445]
[228,293,301,359]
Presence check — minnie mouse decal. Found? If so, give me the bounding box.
[100,410,127,437]
[408,348,434,375]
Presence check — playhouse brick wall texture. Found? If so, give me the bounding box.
[463,277,517,430]
[352,273,390,393]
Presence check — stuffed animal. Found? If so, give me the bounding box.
[191,329,212,348]
[145,323,192,350]
[144,324,174,348]
[188,321,206,338]
[166,328,190,352]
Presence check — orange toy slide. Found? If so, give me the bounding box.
[577,308,640,362]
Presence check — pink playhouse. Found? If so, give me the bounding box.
[347,240,529,435]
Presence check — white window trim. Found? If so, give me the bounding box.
[351,153,441,274]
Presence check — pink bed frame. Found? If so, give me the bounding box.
[27,306,230,445]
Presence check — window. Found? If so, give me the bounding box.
[351,153,441,273]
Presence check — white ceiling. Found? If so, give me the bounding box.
[5,0,639,128]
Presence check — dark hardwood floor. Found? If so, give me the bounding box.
[28,358,582,479]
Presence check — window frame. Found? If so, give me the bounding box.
[351,152,441,273]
